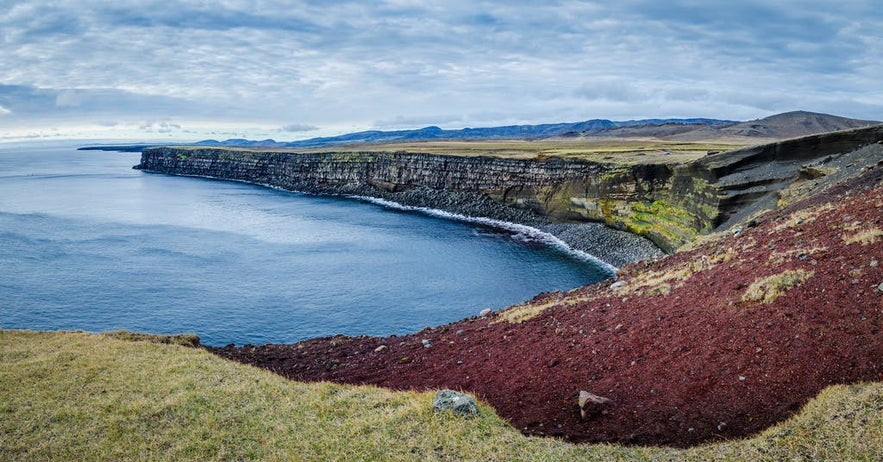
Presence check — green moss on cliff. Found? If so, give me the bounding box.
[623,200,701,252]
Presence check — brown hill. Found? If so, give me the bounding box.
[719,110,880,139]
[587,110,880,141]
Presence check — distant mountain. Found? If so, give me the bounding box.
[570,111,880,141]
[195,118,735,149]
[193,111,879,149]
[717,111,880,138]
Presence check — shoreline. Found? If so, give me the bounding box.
[138,167,665,269]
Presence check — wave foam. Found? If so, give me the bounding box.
[351,195,618,274]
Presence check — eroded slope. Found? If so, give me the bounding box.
[212,164,883,447]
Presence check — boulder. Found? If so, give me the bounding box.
[578,390,613,419]
[433,389,479,417]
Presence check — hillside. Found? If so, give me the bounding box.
[212,148,883,446]
[718,111,880,138]
[3,330,882,460]
[581,110,880,141]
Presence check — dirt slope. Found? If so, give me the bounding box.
[211,164,883,447]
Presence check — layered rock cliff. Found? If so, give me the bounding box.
[136,124,883,259]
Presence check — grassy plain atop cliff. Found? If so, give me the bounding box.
[2,330,882,461]
[295,138,747,164]
[179,138,748,165]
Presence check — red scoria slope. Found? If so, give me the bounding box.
[211,166,883,447]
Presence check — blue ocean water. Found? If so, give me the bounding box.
[0,143,611,346]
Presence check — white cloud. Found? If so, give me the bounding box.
[0,0,880,141]
[55,91,84,108]
[280,123,319,133]
[139,121,183,133]
[0,104,10,115]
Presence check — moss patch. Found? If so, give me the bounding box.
[614,199,703,252]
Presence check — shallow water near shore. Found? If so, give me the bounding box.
[0,143,611,346]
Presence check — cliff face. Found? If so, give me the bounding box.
[137,125,883,253]
[137,148,705,252]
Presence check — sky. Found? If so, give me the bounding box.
[1,0,882,142]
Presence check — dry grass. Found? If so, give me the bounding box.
[613,250,732,297]
[773,203,835,232]
[182,138,747,165]
[677,230,731,252]
[103,330,201,347]
[742,270,814,304]
[843,227,883,245]
[766,245,828,267]
[496,299,563,324]
[3,330,883,461]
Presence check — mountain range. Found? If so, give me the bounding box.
[194,111,879,149]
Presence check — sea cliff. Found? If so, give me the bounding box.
[136,149,667,266]
[136,124,883,264]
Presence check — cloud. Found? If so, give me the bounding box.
[373,114,468,129]
[0,84,225,124]
[0,104,10,115]
[140,121,183,133]
[55,91,84,108]
[279,123,319,133]
[0,0,881,141]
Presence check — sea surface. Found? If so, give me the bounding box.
[0,143,611,346]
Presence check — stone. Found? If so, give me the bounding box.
[433,389,479,416]
[421,339,432,348]
[877,282,883,292]
[609,280,627,290]
[578,390,612,419]
[374,345,387,352]
[479,308,492,317]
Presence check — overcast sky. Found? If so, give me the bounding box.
[1,0,881,142]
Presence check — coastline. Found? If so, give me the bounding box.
[136,167,665,269]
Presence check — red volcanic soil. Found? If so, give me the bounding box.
[210,167,883,447]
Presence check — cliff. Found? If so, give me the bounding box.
[137,124,883,256]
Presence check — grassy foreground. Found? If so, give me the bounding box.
[2,330,881,461]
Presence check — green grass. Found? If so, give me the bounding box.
[2,330,882,461]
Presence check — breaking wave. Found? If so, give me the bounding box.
[351,195,618,275]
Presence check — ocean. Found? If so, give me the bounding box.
[0,143,611,346]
